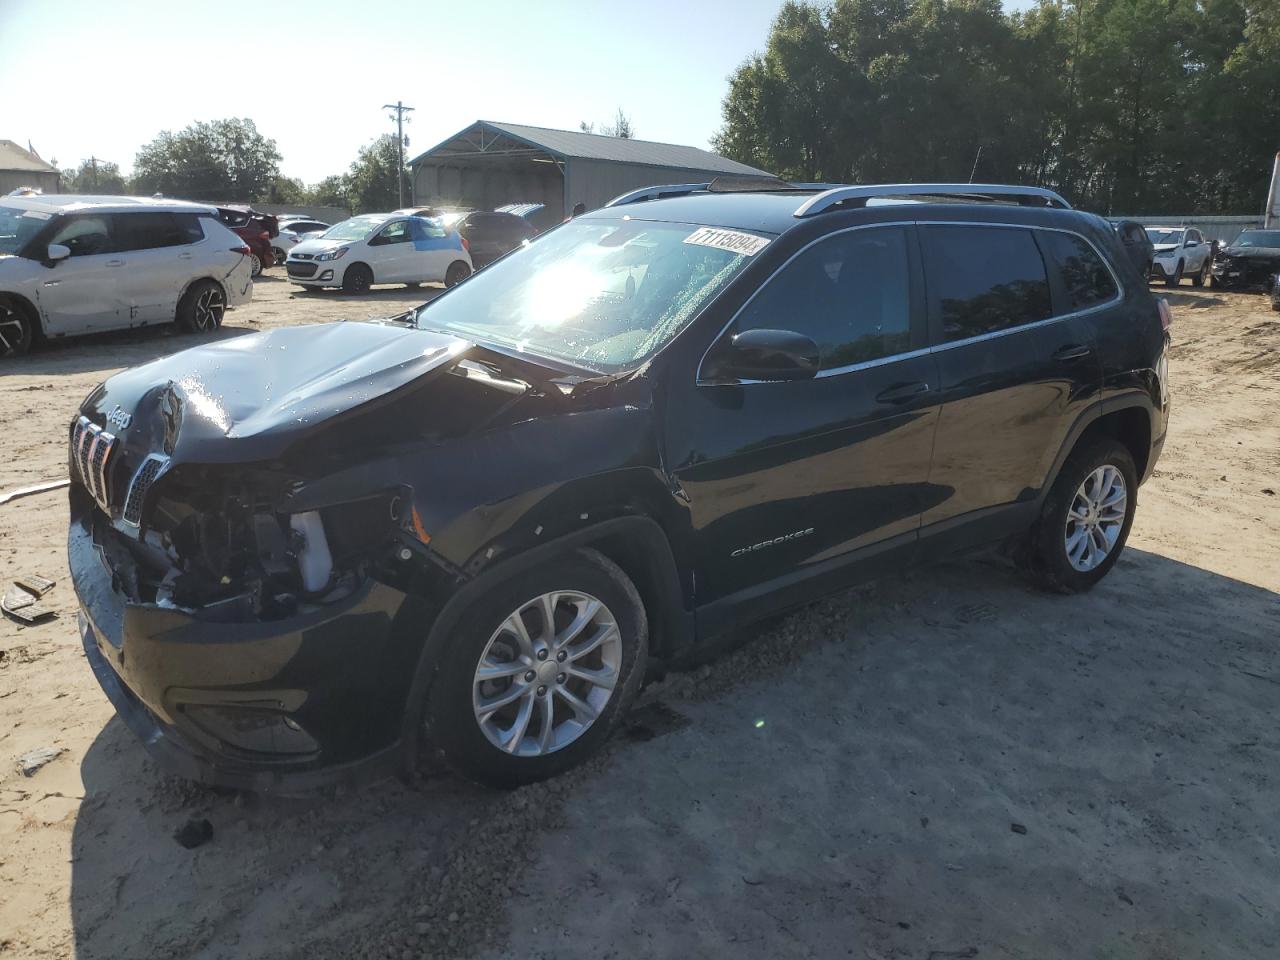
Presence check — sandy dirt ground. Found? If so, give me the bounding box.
[0,275,1277,960]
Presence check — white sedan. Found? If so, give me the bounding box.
[270,218,330,264]
[285,214,473,292]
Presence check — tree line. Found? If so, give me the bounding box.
[60,118,407,214]
[713,0,1280,215]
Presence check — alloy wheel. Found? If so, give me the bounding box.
[471,590,621,757]
[193,287,225,331]
[0,304,27,357]
[1064,464,1127,572]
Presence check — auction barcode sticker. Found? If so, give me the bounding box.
[683,227,770,257]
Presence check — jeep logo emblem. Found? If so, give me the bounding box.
[105,405,132,430]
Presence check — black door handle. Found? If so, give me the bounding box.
[1053,344,1093,361]
[875,381,931,404]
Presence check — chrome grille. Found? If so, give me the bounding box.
[123,454,169,526]
[71,417,117,513]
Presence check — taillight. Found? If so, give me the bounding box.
[460,236,470,252]
[1156,297,1172,332]
[231,244,251,256]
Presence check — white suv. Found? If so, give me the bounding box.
[1145,225,1212,286]
[0,195,254,358]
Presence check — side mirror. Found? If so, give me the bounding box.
[702,328,820,383]
[1186,239,1200,247]
[45,243,71,265]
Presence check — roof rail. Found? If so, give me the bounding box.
[605,183,711,207]
[793,183,1072,217]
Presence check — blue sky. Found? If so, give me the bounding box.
[0,0,1036,184]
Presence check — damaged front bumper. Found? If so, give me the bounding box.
[71,516,415,792]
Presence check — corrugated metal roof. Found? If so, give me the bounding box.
[412,120,769,176]
[0,140,58,174]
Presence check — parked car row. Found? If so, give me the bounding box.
[1144,224,1280,294]
[0,194,254,357]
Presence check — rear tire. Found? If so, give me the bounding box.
[342,262,373,293]
[445,261,471,288]
[425,548,648,789]
[176,280,226,334]
[0,296,35,358]
[272,246,287,264]
[1021,439,1137,594]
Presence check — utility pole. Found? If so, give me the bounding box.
[383,101,415,208]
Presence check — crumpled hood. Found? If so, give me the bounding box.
[81,322,470,464]
[1152,243,1179,253]
[1219,244,1280,259]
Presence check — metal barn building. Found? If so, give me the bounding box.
[409,120,770,228]
[0,141,60,195]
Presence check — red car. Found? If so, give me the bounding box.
[216,206,279,277]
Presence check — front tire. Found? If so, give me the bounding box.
[176,280,225,334]
[0,297,35,358]
[1164,260,1183,286]
[1022,439,1137,594]
[1192,259,1209,287]
[444,260,472,288]
[426,548,648,789]
[272,246,287,264]
[342,262,373,293]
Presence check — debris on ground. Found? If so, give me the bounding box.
[0,478,70,507]
[1,576,58,625]
[173,818,214,849]
[14,574,55,597]
[17,746,65,777]
[1010,822,1028,835]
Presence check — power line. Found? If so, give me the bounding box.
[383,101,415,208]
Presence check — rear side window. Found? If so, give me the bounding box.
[116,213,196,251]
[1037,230,1118,313]
[412,218,446,240]
[924,225,1051,342]
[737,225,913,370]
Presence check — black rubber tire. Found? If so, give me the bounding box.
[249,254,262,278]
[1021,438,1138,594]
[1164,260,1182,286]
[1191,260,1209,287]
[425,548,648,789]
[175,280,225,334]
[272,247,287,264]
[342,262,373,293]
[0,296,35,358]
[444,260,472,288]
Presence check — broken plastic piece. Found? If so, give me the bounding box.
[14,574,55,597]
[2,585,55,624]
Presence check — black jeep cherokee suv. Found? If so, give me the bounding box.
[69,182,1171,790]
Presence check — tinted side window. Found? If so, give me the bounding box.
[1038,230,1118,313]
[116,213,192,251]
[924,225,1050,341]
[737,226,913,370]
[410,219,446,241]
[48,215,116,257]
